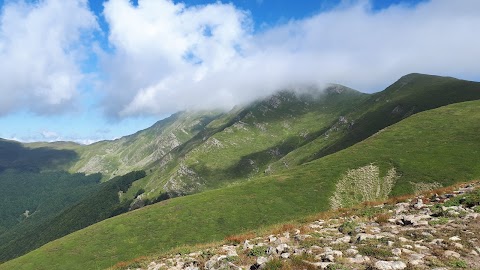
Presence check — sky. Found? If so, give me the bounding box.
[0,0,479,144]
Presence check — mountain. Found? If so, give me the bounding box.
[70,111,223,181]
[2,84,480,269]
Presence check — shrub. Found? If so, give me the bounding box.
[225,232,255,245]
[374,213,391,224]
[448,259,468,268]
[263,258,283,270]
[247,246,268,257]
[338,221,358,235]
[358,246,393,260]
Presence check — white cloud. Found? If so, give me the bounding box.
[0,0,98,116]
[41,130,59,139]
[100,0,480,118]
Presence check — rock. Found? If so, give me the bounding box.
[332,235,351,244]
[356,233,378,242]
[281,252,291,259]
[294,234,311,241]
[398,237,409,242]
[392,248,402,256]
[256,256,269,266]
[409,253,425,261]
[268,235,277,242]
[449,236,461,241]
[413,198,424,209]
[395,203,410,214]
[304,261,333,269]
[222,245,238,257]
[454,243,464,249]
[346,248,358,256]
[347,255,370,264]
[243,240,254,250]
[267,246,277,255]
[400,215,419,226]
[322,254,335,262]
[276,244,289,254]
[444,250,461,258]
[374,260,407,270]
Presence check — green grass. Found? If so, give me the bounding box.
[3,100,480,269]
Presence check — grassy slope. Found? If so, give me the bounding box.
[145,87,367,196]
[3,100,480,270]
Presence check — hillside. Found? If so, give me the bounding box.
[0,171,146,263]
[70,111,223,180]
[0,139,101,241]
[115,182,480,270]
[3,99,479,269]
[67,74,480,203]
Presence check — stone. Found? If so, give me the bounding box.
[347,255,370,264]
[413,198,424,209]
[374,260,407,270]
[392,248,402,256]
[276,243,289,254]
[444,250,461,258]
[356,233,377,242]
[267,246,276,255]
[322,254,335,262]
[281,252,291,259]
[268,235,277,242]
[243,240,254,250]
[449,236,461,241]
[454,243,464,249]
[346,248,358,256]
[332,235,351,244]
[398,237,409,242]
[222,246,238,257]
[256,256,268,265]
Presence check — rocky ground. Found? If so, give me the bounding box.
[121,182,480,270]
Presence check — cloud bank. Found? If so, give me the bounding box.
[1,0,480,119]
[0,0,98,116]
[101,0,480,117]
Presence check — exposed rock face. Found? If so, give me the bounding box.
[131,182,480,270]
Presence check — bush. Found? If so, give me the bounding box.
[263,258,283,270]
[247,246,268,257]
[338,221,358,235]
[358,246,393,259]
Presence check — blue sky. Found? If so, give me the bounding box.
[0,0,478,144]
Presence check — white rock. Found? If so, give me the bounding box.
[449,236,461,241]
[268,235,277,242]
[346,248,358,256]
[243,240,254,250]
[374,260,407,270]
[444,250,461,258]
[256,256,268,265]
[276,243,289,254]
[332,235,351,244]
[392,248,402,256]
[281,252,291,259]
